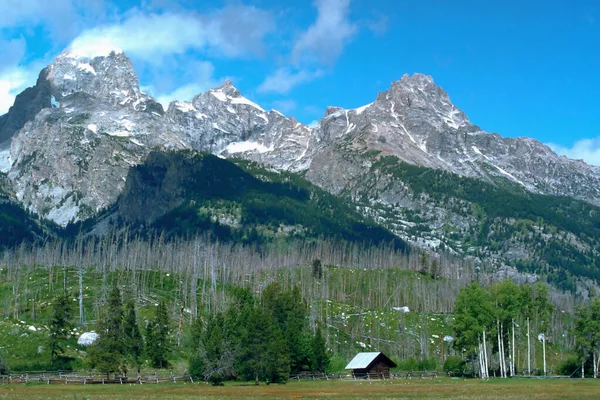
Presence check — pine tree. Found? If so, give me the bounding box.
[312,326,330,372]
[312,259,323,279]
[88,286,125,378]
[197,313,235,385]
[261,283,308,374]
[48,292,73,366]
[239,307,290,384]
[146,302,171,368]
[123,299,144,373]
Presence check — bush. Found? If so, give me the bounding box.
[188,356,205,380]
[327,355,348,373]
[418,358,438,371]
[0,353,8,374]
[51,356,76,371]
[557,355,580,376]
[395,357,418,371]
[395,357,437,371]
[443,356,466,376]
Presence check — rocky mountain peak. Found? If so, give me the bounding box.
[47,50,144,107]
[215,79,240,97]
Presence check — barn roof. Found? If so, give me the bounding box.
[345,352,397,369]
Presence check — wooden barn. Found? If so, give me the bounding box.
[345,352,397,379]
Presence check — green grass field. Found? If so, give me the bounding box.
[0,378,599,399]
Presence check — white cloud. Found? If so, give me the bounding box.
[68,7,274,60]
[149,61,219,108]
[308,120,319,128]
[271,99,297,114]
[257,0,357,94]
[257,68,323,94]
[292,0,357,64]
[0,62,46,115]
[547,138,600,166]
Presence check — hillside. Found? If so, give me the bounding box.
[323,151,600,292]
[69,150,407,252]
[0,173,54,251]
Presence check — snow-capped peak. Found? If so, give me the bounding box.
[204,81,265,113]
[62,43,124,60]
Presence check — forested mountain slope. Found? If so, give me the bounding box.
[76,150,408,252]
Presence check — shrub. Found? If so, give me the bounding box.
[188,356,205,380]
[395,357,418,371]
[0,353,8,374]
[557,355,580,376]
[443,356,466,376]
[418,358,438,371]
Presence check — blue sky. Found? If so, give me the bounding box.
[1,0,599,163]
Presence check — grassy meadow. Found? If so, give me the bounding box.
[0,378,598,399]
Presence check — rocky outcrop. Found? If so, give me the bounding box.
[0,69,51,144]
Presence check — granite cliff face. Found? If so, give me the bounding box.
[2,49,599,234]
[307,73,600,205]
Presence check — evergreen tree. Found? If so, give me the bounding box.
[48,292,73,366]
[123,299,144,373]
[88,286,125,378]
[239,307,290,384]
[312,259,323,279]
[311,326,330,372]
[196,313,235,385]
[146,301,171,368]
[261,283,308,374]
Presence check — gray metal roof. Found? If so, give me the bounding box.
[345,352,382,369]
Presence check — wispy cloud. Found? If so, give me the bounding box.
[365,13,389,36]
[259,0,356,94]
[257,68,323,94]
[68,6,275,60]
[270,99,297,114]
[0,62,46,115]
[148,61,219,108]
[292,0,357,65]
[547,137,600,166]
[0,4,275,114]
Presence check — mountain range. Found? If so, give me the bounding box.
[1,48,599,291]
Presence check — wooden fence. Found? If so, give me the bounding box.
[0,371,192,384]
[288,371,439,381]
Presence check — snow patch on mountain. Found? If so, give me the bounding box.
[224,141,272,154]
[107,131,130,137]
[492,164,525,186]
[76,62,96,75]
[230,96,265,112]
[64,46,124,59]
[355,103,372,114]
[174,101,196,113]
[210,91,227,102]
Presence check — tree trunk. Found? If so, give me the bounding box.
[542,335,546,377]
[483,330,488,379]
[527,318,531,376]
[512,319,516,377]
